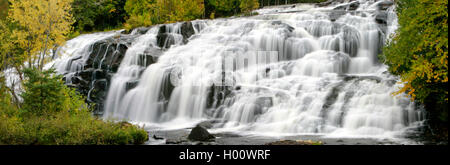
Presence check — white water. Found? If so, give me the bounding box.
[52,0,423,139]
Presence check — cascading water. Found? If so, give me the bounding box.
[52,0,424,139]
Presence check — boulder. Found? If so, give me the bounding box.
[348,1,360,11]
[187,125,215,141]
[197,121,214,129]
[180,21,196,43]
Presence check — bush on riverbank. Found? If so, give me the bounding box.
[0,68,148,145]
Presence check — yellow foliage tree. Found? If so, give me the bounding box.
[240,0,259,14]
[8,0,75,70]
[173,0,204,22]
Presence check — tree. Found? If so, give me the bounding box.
[72,0,97,31]
[8,0,75,70]
[124,0,156,29]
[173,0,204,21]
[240,0,259,14]
[383,0,448,124]
[20,68,80,116]
[207,0,239,17]
[95,0,127,30]
[0,0,8,19]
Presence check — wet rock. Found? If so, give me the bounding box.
[317,0,333,7]
[180,21,196,43]
[333,1,359,11]
[61,34,133,114]
[132,27,151,35]
[71,76,83,84]
[318,0,356,7]
[152,135,164,140]
[329,10,347,22]
[377,0,394,11]
[107,44,128,72]
[342,26,360,57]
[126,80,139,91]
[187,125,215,141]
[321,84,342,118]
[88,79,108,103]
[157,21,196,48]
[138,54,157,67]
[255,97,273,108]
[266,140,323,145]
[166,139,188,144]
[66,84,79,89]
[343,75,382,83]
[93,69,107,80]
[375,12,388,25]
[197,121,214,129]
[272,21,294,32]
[348,1,360,11]
[157,33,175,49]
[206,85,234,109]
[94,79,108,90]
[78,68,94,80]
[253,97,272,114]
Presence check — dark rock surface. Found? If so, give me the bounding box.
[377,0,394,11]
[375,12,388,25]
[63,36,132,114]
[157,21,196,49]
[61,22,197,114]
[187,125,215,141]
[333,1,359,11]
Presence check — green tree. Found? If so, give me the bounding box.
[95,0,127,30]
[124,0,155,29]
[20,68,83,116]
[383,0,448,124]
[240,0,259,14]
[206,0,239,17]
[72,0,98,31]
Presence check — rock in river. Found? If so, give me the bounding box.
[187,125,215,141]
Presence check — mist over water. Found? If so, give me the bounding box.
[50,0,424,140]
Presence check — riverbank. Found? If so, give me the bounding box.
[145,127,422,145]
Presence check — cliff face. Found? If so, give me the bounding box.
[57,22,196,114]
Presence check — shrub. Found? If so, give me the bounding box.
[0,69,148,145]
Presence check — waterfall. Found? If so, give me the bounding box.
[51,0,423,139]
